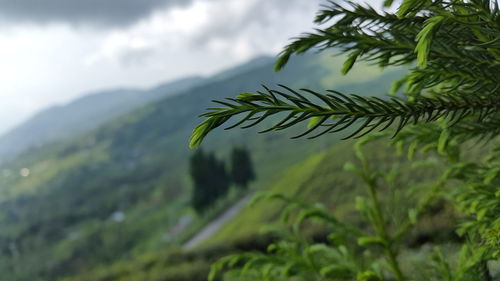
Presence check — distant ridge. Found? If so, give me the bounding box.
[0,55,280,162]
[210,56,274,81]
[0,76,204,162]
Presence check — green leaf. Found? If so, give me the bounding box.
[415,16,445,68]
[267,243,278,253]
[484,167,500,184]
[189,119,211,148]
[274,52,291,72]
[437,129,449,154]
[280,204,295,223]
[389,77,406,95]
[357,236,386,247]
[307,116,322,129]
[397,0,422,17]
[383,0,394,7]
[396,140,404,155]
[320,264,353,278]
[341,49,362,75]
[407,140,418,160]
[476,208,488,221]
[328,233,343,246]
[237,92,261,101]
[357,271,382,281]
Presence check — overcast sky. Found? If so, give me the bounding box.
[0,0,384,135]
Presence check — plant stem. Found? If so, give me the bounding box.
[359,153,405,281]
[367,177,405,281]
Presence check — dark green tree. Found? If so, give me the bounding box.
[191,0,499,280]
[229,146,256,189]
[189,149,230,213]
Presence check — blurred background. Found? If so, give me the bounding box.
[0,0,327,135]
[0,1,418,281]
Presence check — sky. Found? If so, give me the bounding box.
[0,0,384,135]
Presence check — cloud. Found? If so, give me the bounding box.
[0,0,196,27]
[0,0,326,134]
[85,0,321,67]
[192,0,322,59]
[190,0,314,45]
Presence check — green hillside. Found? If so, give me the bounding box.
[204,139,449,247]
[0,52,405,281]
[58,138,457,281]
[0,76,203,162]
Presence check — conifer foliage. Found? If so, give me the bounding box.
[229,147,256,189]
[190,0,499,280]
[189,149,230,213]
[189,0,500,147]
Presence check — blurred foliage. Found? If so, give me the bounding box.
[229,147,256,190]
[190,149,231,213]
[192,0,500,280]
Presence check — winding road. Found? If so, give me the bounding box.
[182,194,252,251]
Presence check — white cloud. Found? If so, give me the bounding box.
[85,0,320,67]
[0,0,388,135]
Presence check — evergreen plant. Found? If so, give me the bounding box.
[190,0,500,279]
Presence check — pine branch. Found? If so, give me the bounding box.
[191,0,500,149]
[275,0,500,95]
[189,86,500,147]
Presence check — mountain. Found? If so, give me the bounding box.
[0,76,204,162]
[0,52,406,281]
[210,56,273,81]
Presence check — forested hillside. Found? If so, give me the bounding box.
[0,76,204,161]
[55,138,465,281]
[0,52,404,281]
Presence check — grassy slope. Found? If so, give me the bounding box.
[205,139,446,246]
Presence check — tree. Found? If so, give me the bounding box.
[191,0,499,280]
[229,146,256,189]
[189,149,230,213]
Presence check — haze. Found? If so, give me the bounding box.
[0,0,383,135]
